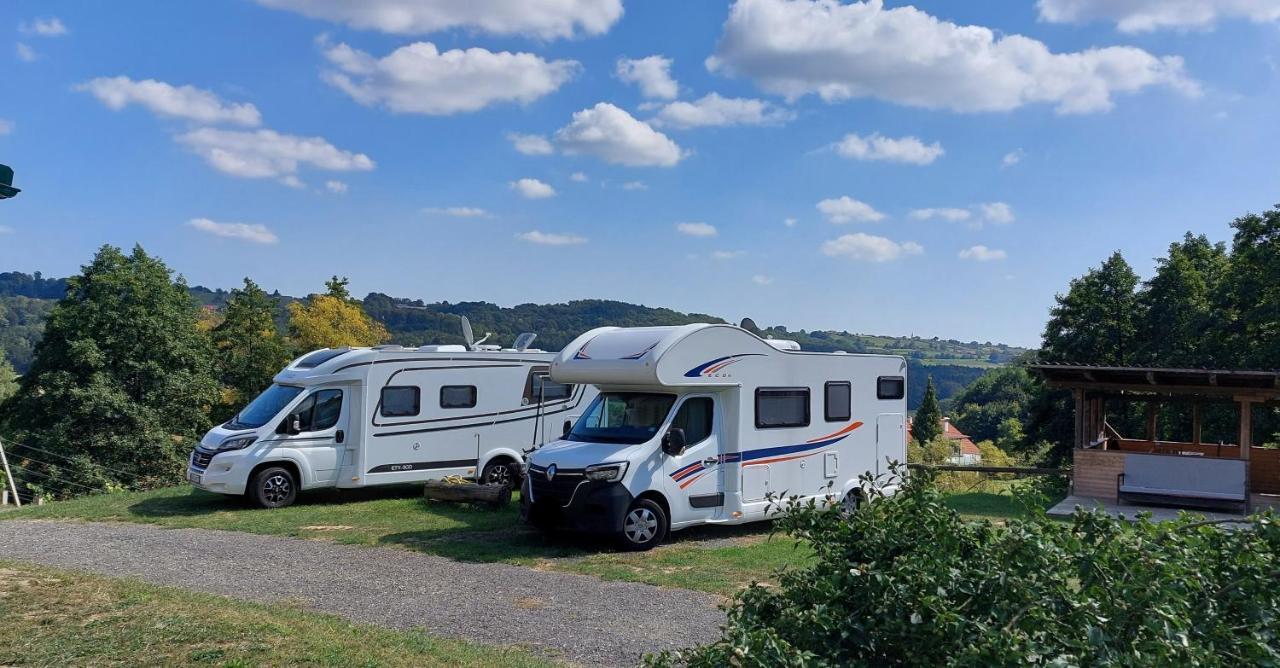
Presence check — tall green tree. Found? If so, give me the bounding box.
[0,356,17,404]
[1216,207,1280,369]
[0,245,218,496]
[912,376,943,445]
[211,278,292,414]
[950,366,1033,449]
[1041,251,1140,366]
[1137,233,1227,367]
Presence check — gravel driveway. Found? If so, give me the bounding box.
[0,520,724,666]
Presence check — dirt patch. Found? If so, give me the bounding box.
[512,596,543,610]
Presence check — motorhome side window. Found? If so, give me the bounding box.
[755,388,810,429]
[524,369,572,403]
[380,386,420,417]
[877,376,906,400]
[289,389,342,431]
[825,381,852,422]
[440,385,477,409]
[672,397,714,445]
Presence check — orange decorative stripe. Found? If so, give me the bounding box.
[806,421,863,444]
[743,451,823,467]
[679,471,708,489]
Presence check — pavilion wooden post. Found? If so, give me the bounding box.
[1238,397,1254,460]
[1073,389,1086,449]
[1192,402,1202,445]
[1146,401,1159,443]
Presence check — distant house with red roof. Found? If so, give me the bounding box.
[908,416,982,465]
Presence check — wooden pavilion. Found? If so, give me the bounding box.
[1030,364,1280,512]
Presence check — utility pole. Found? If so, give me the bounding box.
[0,436,20,507]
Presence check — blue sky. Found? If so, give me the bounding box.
[2,0,1279,347]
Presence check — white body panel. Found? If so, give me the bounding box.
[529,324,907,531]
[187,346,596,496]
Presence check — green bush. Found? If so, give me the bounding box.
[651,468,1280,667]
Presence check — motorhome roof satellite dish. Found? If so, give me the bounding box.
[458,315,475,349]
[740,317,759,333]
[513,332,538,352]
[0,164,19,200]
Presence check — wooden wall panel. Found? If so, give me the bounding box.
[1074,449,1126,500]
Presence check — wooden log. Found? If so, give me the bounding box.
[423,481,512,509]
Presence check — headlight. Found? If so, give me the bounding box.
[585,461,629,482]
[217,435,257,452]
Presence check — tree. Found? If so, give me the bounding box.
[0,356,17,404]
[1216,207,1280,369]
[288,278,388,352]
[1041,251,1140,366]
[912,376,942,445]
[950,366,1033,447]
[1137,233,1227,367]
[0,245,218,496]
[211,278,292,412]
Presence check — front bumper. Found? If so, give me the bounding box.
[187,448,249,496]
[520,467,633,534]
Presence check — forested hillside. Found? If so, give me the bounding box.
[0,271,1024,408]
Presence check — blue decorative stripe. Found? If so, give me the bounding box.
[683,353,764,378]
[739,434,849,463]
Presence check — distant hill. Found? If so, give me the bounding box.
[0,271,1029,408]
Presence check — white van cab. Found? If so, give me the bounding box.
[188,329,596,508]
[521,324,907,550]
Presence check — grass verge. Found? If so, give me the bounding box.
[0,560,552,668]
[7,484,1029,596]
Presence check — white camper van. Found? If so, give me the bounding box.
[521,323,907,550]
[188,330,597,508]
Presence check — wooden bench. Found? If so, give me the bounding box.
[1117,453,1247,513]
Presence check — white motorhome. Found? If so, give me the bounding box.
[187,329,597,508]
[521,323,907,550]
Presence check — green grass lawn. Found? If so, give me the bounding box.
[6,484,1031,597]
[0,560,552,668]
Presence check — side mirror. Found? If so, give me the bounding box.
[562,420,572,437]
[278,414,302,435]
[662,428,687,456]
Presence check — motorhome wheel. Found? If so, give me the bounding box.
[480,459,519,489]
[619,498,668,551]
[249,466,297,509]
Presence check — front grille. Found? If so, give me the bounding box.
[191,450,214,469]
[527,464,586,506]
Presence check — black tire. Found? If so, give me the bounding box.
[249,466,297,509]
[618,498,668,551]
[480,459,520,490]
[840,489,862,517]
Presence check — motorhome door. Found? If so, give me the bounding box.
[276,388,349,485]
[663,395,724,523]
[876,413,905,475]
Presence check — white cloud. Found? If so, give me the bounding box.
[1037,0,1280,32]
[1002,149,1025,167]
[817,196,885,224]
[187,218,279,244]
[554,102,684,167]
[652,93,794,129]
[752,274,773,285]
[508,132,554,156]
[176,128,374,183]
[979,202,1015,225]
[570,171,589,182]
[616,55,678,99]
[712,250,745,260]
[325,179,348,193]
[676,222,718,237]
[20,18,68,36]
[77,77,262,127]
[621,180,648,191]
[959,245,1008,261]
[910,208,972,222]
[832,132,943,165]
[783,217,798,227]
[822,233,923,262]
[255,0,623,39]
[0,119,12,135]
[519,230,587,246]
[709,0,1199,114]
[15,43,37,62]
[321,41,578,115]
[424,206,489,217]
[510,177,556,199]
[280,175,306,189]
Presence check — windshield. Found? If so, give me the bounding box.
[225,384,304,430]
[566,392,676,445]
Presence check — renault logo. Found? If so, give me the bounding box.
[546,464,557,481]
